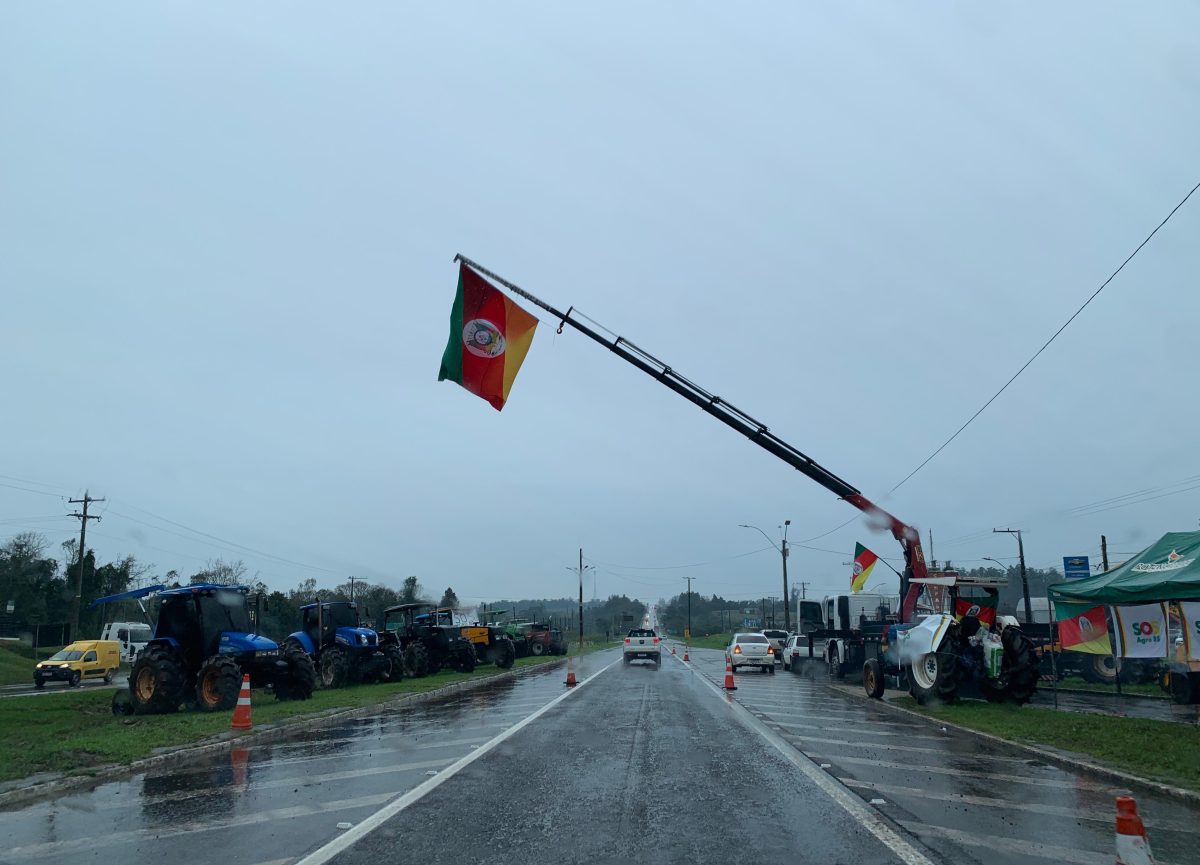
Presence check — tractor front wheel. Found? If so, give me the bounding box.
[908,645,960,705]
[319,646,351,689]
[405,643,430,678]
[492,638,516,670]
[129,645,185,714]
[863,658,885,699]
[455,642,478,674]
[275,645,316,701]
[380,645,406,682]
[195,655,242,711]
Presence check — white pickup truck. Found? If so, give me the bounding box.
[623,628,662,667]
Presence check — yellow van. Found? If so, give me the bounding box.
[34,640,121,689]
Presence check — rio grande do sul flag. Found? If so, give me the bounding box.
[1111,602,1169,658]
[438,263,539,411]
[954,594,997,628]
[850,543,878,593]
[1054,602,1111,655]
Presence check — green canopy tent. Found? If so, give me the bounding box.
[1049,531,1200,604]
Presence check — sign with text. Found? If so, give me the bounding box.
[1063,556,1091,579]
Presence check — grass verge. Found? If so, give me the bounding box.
[0,654,564,785]
[683,633,733,650]
[894,697,1200,793]
[1055,675,1166,699]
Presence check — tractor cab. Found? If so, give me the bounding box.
[293,600,378,656]
[153,584,276,669]
[380,602,477,677]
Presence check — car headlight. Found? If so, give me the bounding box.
[60,664,70,669]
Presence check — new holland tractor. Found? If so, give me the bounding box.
[378,602,477,677]
[284,599,401,688]
[91,583,316,714]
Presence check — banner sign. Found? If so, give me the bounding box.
[1111,603,1169,658]
[1181,601,1200,662]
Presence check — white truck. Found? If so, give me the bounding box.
[99,621,153,663]
[814,593,900,678]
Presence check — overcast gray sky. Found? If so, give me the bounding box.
[2,3,1198,609]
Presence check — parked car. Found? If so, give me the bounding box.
[761,629,789,663]
[623,628,661,667]
[34,640,121,689]
[781,635,806,671]
[728,632,774,673]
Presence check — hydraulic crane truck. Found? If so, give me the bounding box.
[454,255,1038,705]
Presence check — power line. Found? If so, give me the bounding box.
[0,481,66,499]
[889,178,1200,494]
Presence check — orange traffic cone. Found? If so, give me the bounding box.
[1115,796,1156,865]
[565,657,577,687]
[671,646,676,656]
[231,674,253,730]
[682,647,690,662]
[724,654,737,690]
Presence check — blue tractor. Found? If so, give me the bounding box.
[283,599,402,688]
[90,583,316,714]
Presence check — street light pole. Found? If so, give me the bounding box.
[994,528,1032,625]
[578,548,584,650]
[738,520,792,632]
[683,576,694,639]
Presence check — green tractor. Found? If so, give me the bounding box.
[379,603,477,677]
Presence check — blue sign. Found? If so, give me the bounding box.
[743,618,761,629]
[1063,556,1090,580]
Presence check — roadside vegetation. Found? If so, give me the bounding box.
[1055,674,1166,699]
[683,633,734,650]
[896,697,1200,793]
[0,654,569,785]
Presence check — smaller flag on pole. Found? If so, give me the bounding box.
[1055,602,1111,655]
[850,543,878,593]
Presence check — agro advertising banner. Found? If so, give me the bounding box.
[1181,601,1200,662]
[1111,603,1169,658]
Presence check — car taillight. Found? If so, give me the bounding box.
[653,637,660,644]
[768,646,774,654]
[624,638,631,644]
[733,645,742,654]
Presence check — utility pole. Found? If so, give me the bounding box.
[1100,535,1110,572]
[799,581,809,600]
[578,548,584,650]
[781,519,791,631]
[994,528,1032,625]
[68,491,105,644]
[347,575,362,603]
[683,576,694,638]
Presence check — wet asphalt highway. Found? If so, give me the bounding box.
[681,645,1195,865]
[0,645,1193,865]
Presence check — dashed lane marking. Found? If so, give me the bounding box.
[839,778,1200,834]
[292,656,623,865]
[806,754,1115,791]
[897,822,1181,865]
[776,734,1037,764]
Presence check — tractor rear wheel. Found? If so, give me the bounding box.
[194,655,242,711]
[380,645,406,682]
[405,643,430,678]
[454,642,477,674]
[492,638,516,670]
[999,627,1038,705]
[129,645,185,714]
[908,644,960,705]
[530,641,545,656]
[274,645,316,701]
[1168,672,1200,705]
[827,647,845,680]
[319,646,351,689]
[863,658,885,699]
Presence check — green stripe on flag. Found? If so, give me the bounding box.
[438,271,465,384]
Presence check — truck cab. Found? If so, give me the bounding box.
[100,621,153,663]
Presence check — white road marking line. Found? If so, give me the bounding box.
[248,859,293,865]
[7,793,397,859]
[684,657,938,865]
[898,822,1177,865]
[840,778,1200,834]
[807,754,1113,790]
[780,735,1035,763]
[292,656,622,865]
[267,734,497,767]
[772,720,939,740]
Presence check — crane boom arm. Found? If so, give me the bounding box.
[455,256,928,619]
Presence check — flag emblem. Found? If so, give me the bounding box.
[464,319,506,358]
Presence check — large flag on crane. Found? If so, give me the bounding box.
[438,263,539,411]
[850,543,878,593]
